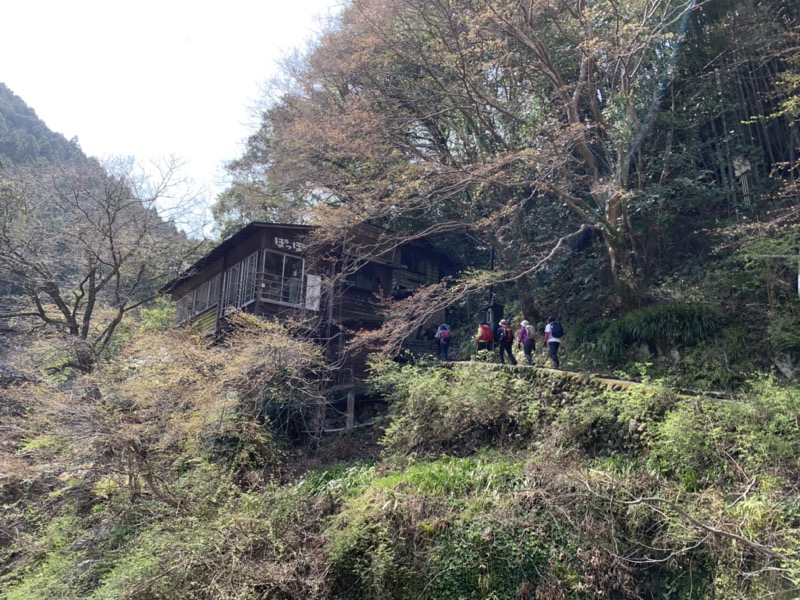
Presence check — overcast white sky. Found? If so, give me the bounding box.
[2,0,342,219]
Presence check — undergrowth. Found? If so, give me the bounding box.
[2,338,799,599]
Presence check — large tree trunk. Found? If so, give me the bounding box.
[602,230,642,307]
[602,191,643,307]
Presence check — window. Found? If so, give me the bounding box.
[224,263,241,308]
[175,272,221,324]
[207,273,221,309]
[242,253,257,305]
[400,250,426,275]
[176,293,193,323]
[194,280,210,313]
[261,250,305,306]
[223,253,258,310]
[351,265,376,291]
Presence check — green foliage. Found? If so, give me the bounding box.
[322,454,544,600]
[372,358,529,455]
[325,497,412,600]
[374,456,525,497]
[1,461,328,600]
[650,375,800,488]
[0,82,87,165]
[138,296,177,332]
[598,302,719,360]
[2,515,89,600]
[425,522,547,600]
[556,377,679,456]
[766,312,800,353]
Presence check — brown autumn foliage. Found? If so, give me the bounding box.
[231,0,706,310]
[0,312,330,508]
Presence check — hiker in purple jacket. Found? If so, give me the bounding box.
[518,320,536,366]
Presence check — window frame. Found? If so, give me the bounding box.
[260,249,306,307]
[175,272,222,324]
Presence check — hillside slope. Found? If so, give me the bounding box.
[0,82,86,165]
[1,322,797,599]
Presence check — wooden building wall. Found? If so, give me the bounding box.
[170,223,448,390]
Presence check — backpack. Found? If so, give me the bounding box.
[499,324,513,342]
[440,328,452,342]
[550,321,564,338]
[525,324,536,340]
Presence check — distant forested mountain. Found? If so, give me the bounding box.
[0,82,86,165]
[0,84,197,366]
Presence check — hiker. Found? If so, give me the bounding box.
[543,315,563,369]
[435,323,452,361]
[476,321,493,352]
[518,319,536,366]
[495,319,517,365]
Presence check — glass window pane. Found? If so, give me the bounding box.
[262,251,284,303]
[176,292,193,323]
[225,263,241,307]
[194,281,210,313]
[285,257,303,304]
[261,251,304,306]
[242,253,257,304]
[208,274,221,308]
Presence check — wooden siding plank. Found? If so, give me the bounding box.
[193,306,218,335]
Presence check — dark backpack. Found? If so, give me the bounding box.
[499,324,513,342]
[550,321,564,338]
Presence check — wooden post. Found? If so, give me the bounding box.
[346,389,355,431]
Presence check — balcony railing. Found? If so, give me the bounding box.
[260,272,304,307]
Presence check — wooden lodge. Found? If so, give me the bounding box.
[164,222,448,424]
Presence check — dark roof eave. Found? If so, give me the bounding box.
[161,222,313,293]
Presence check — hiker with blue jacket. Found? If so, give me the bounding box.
[544,315,563,369]
[435,323,452,361]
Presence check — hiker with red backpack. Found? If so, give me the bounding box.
[495,319,517,365]
[435,323,452,361]
[476,321,493,353]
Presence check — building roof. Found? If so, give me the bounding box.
[161,220,452,294]
[162,222,311,293]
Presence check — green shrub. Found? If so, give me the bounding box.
[2,515,89,600]
[425,522,548,600]
[650,376,800,488]
[598,303,718,360]
[323,454,539,600]
[372,359,531,455]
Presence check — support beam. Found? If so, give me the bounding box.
[346,389,355,431]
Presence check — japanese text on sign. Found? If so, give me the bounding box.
[274,237,305,252]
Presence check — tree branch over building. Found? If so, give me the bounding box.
[227,0,700,310]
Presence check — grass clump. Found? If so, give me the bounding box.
[597,302,718,360]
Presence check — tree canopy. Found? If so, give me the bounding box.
[222,0,798,329]
[0,158,197,370]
